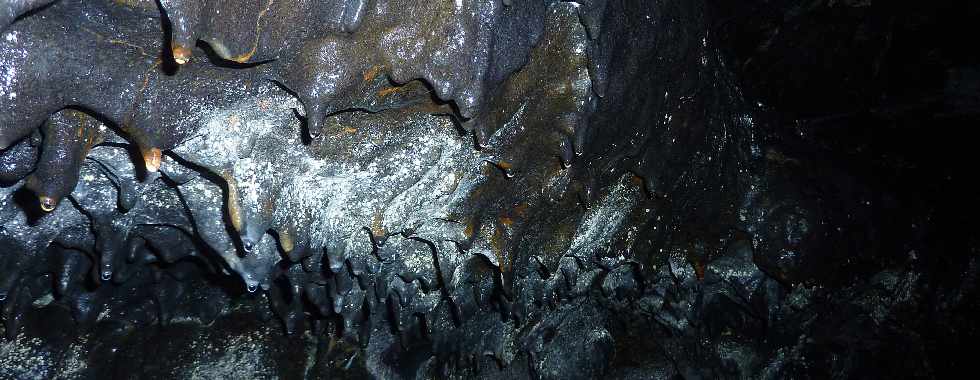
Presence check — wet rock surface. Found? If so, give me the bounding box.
[0,0,977,378]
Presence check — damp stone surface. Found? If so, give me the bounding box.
[0,0,977,378]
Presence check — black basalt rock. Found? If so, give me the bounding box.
[0,0,976,378]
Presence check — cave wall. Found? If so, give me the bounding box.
[0,0,976,378]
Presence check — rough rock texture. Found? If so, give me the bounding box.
[1,0,977,378]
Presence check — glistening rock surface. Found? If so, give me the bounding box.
[1,0,977,378]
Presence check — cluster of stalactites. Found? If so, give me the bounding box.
[0,0,610,315]
[0,0,607,216]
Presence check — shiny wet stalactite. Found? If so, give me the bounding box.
[1,0,978,378]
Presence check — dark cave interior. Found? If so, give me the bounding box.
[0,0,977,378]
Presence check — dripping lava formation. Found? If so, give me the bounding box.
[1,0,977,378]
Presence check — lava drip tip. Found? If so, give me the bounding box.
[171,42,193,65]
[159,0,202,64]
[559,135,575,168]
[246,281,258,293]
[142,147,162,173]
[492,160,515,178]
[301,99,325,139]
[100,263,113,282]
[241,235,256,253]
[38,195,57,212]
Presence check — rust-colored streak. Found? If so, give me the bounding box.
[377,86,404,97]
[223,172,244,233]
[231,0,275,63]
[108,38,152,58]
[491,226,511,273]
[371,211,386,237]
[122,60,162,141]
[363,65,382,82]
